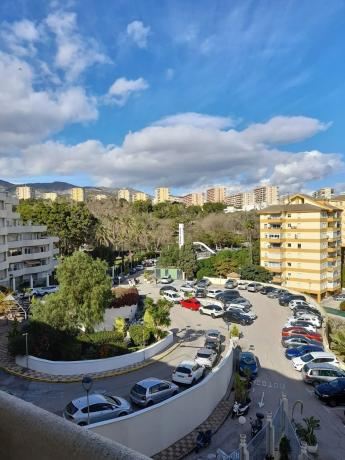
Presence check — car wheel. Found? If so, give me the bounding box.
[146,400,154,407]
[78,422,87,426]
[191,379,195,385]
[172,390,178,396]
[118,412,128,417]
[211,313,215,319]
[329,399,337,407]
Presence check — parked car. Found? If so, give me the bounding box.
[204,339,221,355]
[314,378,345,406]
[285,344,324,360]
[283,320,317,333]
[247,283,263,292]
[293,305,322,318]
[215,291,240,302]
[239,352,258,379]
[292,352,339,372]
[224,279,238,289]
[281,335,323,349]
[162,291,183,303]
[238,310,257,321]
[130,378,179,407]
[279,294,306,306]
[237,281,248,290]
[224,303,250,313]
[195,348,218,368]
[290,314,322,328]
[207,288,223,298]
[135,264,144,271]
[199,304,224,318]
[223,309,253,326]
[267,288,287,299]
[333,293,345,301]
[180,284,195,293]
[159,285,177,295]
[302,363,345,386]
[35,285,60,297]
[197,279,211,287]
[195,288,207,298]
[260,286,276,295]
[230,297,252,308]
[281,327,322,342]
[172,360,204,385]
[159,275,173,284]
[180,297,201,311]
[185,279,197,286]
[205,329,221,343]
[63,394,132,425]
[289,299,313,310]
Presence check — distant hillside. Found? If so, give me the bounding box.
[0,180,75,192]
[0,179,14,189]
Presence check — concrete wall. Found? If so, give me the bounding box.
[16,331,174,375]
[91,345,234,457]
[0,391,150,460]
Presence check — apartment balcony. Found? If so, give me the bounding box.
[265,234,282,241]
[8,262,55,277]
[7,237,57,248]
[0,243,8,253]
[267,214,282,221]
[263,252,283,260]
[0,227,8,235]
[0,260,8,270]
[8,250,54,264]
[6,224,47,234]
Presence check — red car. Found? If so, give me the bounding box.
[180,297,201,311]
[281,327,322,342]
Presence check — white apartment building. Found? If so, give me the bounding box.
[118,188,132,202]
[154,187,170,204]
[71,187,85,202]
[0,192,59,291]
[313,187,334,200]
[43,192,58,201]
[16,186,34,200]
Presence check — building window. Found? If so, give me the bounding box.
[287,214,291,217]
[287,243,291,247]
[287,263,291,267]
[297,243,301,248]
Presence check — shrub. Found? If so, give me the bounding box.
[114,317,127,337]
[230,324,240,338]
[340,301,345,311]
[129,324,151,347]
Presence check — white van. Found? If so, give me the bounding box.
[292,352,339,372]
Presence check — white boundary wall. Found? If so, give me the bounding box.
[15,331,173,375]
[90,345,234,457]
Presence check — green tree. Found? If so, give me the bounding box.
[202,202,226,214]
[330,327,345,359]
[114,317,126,338]
[132,200,153,213]
[213,258,236,277]
[143,308,155,332]
[239,264,273,283]
[17,200,97,255]
[178,243,198,279]
[31,252,112,332]
[158,244,180,267]
[129,324,151,347]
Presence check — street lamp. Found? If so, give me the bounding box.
[82,375,93,425]
[22,332,28,368]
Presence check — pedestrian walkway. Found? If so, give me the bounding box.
[0,324,180,383]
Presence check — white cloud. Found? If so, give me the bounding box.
[106,77,149,105]
[1,114,341,193]
[1,19,40,56]
[0,51,97,151]
[126,20,150,48]
[46,11,109,81]
[154,112,234,130]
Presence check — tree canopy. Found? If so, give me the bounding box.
[31,251,112,332]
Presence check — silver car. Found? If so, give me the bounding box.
[205,329,221,343]
[63,393,132,426]
[302,363,345,386]
[130,378,179,407]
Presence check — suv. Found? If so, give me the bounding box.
[159,275,173,284]
[223,309,253,325]
[172,360,204,385]
[260,286,276,295]
[159,285,177,295]
[197,279,211,288]
[130,378,178,407]
[224,279,238,289]
[195,348,218,368]
[247,283,263,292]
[302,363,345,386]
[279,294,306,307]
[215,291,240,302]
[162,291,183,303]
[195,288,207,298]
[204,339,221,355]
[199,304,223,318]
[205,329,221,343]
[292,352,338,372]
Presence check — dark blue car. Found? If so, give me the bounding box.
[239,352,258,379]
[285,344,324,360]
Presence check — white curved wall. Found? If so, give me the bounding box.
[90,344,234,457]
[15,332,173,375]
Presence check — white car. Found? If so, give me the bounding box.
[180,284,195,293]
[224,303,248,312]
[159,275,172,284]
[240,310,257,320]
[35,285,59,296]
[289,300,314,310]
[163,291,183,303]
[207,288,223,298]
[292,352,339,372]
[284,320,316,333]
[199,304,224,318]
[195,348,218,368]
[237,282,248,290]
[291,314,322,328]
[172,360,204,385]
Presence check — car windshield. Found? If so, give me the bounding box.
[197,352,211,359]
[105,395,120,406]
[328,379,345,389]
[132,384,146,395]
[301,353,313,362]
[176,366,191,374]
[66,401,78,415]
[208,332,219,337]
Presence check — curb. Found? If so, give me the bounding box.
[0,341,181,383]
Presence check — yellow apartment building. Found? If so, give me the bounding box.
[71,187,85,202]
[182,192,204,206]
[259,194,342,302]
[206,186,226,203]
[43,192,58,201]
[330,195,345,248]
[118,188,132,202]
[154,187,170,204]
[133,191,149,202]
[16,186,34,200]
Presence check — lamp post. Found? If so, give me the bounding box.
[82,375,93,425]
[22,332,28,368]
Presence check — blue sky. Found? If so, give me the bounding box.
[0,0,344,195]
